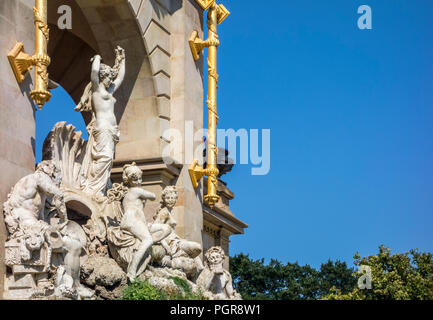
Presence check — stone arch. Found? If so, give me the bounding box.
[45,0,173,161]
[66,200,93,219]
[63,188,106,228]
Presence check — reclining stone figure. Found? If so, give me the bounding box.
[2,160,92,299]
[3,160,67,239]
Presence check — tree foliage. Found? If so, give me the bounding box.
[229,253,356,300]
[123,245,433,300]
[323,245,433,300]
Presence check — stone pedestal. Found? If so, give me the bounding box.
[203,178,248,270]
[4,241,52,299]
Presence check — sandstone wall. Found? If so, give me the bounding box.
[0,0,37,299]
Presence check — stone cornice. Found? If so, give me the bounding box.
[203,205,248,235]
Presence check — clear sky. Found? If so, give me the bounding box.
[36,0,433,268]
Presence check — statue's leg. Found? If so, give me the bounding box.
[195,255,205,272]
[121,210,152,241]
[15,208,39,230]
[224,272,235,299]
[122,211,155,280]
[127,237,153,281]
[149,223,171,243]
[180,240,202,258]
[62,236,82,288]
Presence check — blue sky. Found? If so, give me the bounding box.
[36,0,433,268]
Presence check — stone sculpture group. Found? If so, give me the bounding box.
[2,47,241,300]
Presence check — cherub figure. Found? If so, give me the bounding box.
[153,186,178,255]
[197,247,241,300]
[118,163,171,281]
[55,228,94,300]
[152,186,203,278]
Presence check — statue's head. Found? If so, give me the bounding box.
[162,186,178,209]
[36,160,61,185]
[205,246,225,273]
[122,162,142,187]
[23,223,46,254]
[25,232,45,252]
[99,63,118,89]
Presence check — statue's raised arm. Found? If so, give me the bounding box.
[112,46,125,93]
[35,162,67,224]
[91,54,102,91]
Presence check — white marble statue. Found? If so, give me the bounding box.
[55,225,94,299]
[3,160,67,239]
[75,46,126,198]
[107,163,171,281]
[37,48,127,277]
[151,186,203,278]
[2,160,93,299]
[1,42,242,299]
[197,246,242,300]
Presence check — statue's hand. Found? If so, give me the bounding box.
[53,194,68,223]
[58,220,69,235]
[91,54,101,63]
[115,46,125,60]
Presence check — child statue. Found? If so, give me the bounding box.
[107,163,171,281]
[197,246,242,300]
[152,186,204,278]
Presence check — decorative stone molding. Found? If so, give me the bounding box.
[129,0,143,15]
[137,0,171,34]
[112,157,181,185]
[157,96,171,120]
[149,49,171,77]
[128,0,173,152]
[204,223,220,240]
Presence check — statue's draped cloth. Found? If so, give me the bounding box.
[81,124,120,196]
[106,201,140,270]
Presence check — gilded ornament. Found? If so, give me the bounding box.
[188,1,230,208]
[7,0,51,109]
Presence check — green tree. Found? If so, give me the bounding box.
[318,260,358,296]
[323,245,433,300]
[229,253,356,300]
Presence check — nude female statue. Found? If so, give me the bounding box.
[76,46,126,197]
